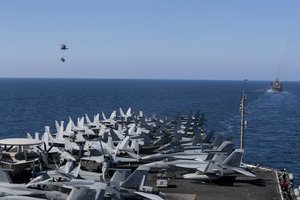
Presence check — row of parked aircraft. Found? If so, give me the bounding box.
[0,108,256,199]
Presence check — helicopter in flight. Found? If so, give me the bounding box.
[60,44,68,51]
[59,44,68,62]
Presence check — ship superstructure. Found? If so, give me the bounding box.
[271,78,283,92]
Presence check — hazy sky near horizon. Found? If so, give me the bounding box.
[1,1,300,80]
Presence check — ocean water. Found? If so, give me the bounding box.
[0,78,299,185]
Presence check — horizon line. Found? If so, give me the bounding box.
[0,77,297,82]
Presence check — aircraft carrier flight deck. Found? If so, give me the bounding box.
[147,168,283,200]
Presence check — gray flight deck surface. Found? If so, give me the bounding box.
[146,168,282,200]
[4,165,285,200]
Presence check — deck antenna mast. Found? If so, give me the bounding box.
[240,79,248,150]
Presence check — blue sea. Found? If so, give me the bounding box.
[0,78,299,185]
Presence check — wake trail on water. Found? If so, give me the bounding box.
[245,90,300,185]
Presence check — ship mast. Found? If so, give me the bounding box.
[240,83,247,150]
[276,65,281,81]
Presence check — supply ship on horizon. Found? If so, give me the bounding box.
[271,78,283,92]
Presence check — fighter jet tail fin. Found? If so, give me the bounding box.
[120,166,150,190]
[223,149,243,167]
[110,169,131,182]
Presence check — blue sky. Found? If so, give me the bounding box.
[0,1,300,80]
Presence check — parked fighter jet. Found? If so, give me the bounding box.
[43,125,80,152]
[28,161,102,185]
[141,140,234,162]
[40,130,76,162]
[0,170,69,199]
[69,117,95,137]
[119,107,133,122]
[85,113,100,129]
[143,151,229,173]
[110,141,141,164]
[101,110,117,126]
[182,149,256,181]
[29,166,164,200]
